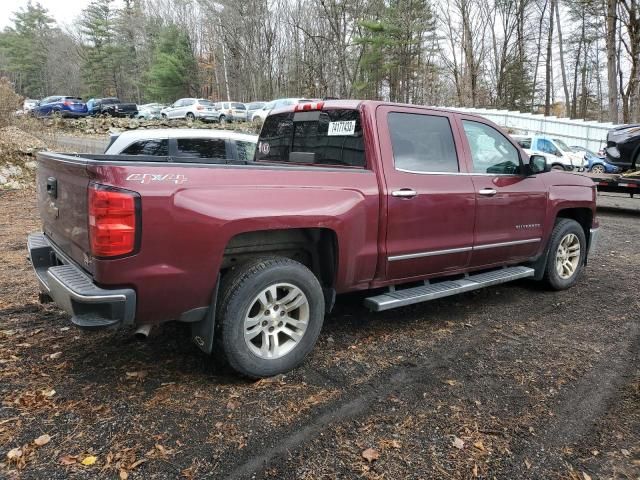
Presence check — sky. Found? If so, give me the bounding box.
[0,0,93,30]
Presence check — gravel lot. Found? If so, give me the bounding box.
[0,188,638,480]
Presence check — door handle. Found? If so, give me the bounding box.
[478,188,497,196]
[391,188,417,198]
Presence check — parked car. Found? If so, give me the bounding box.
[27,100,599,378]
[32,96,88,118]
[86,98,138,117]
[605,124,640,171]
[136,103,164,120]
[245,101,266,122]
[512,134,586,171]
[250,98,315,123]
[212,102,248,123]
[161,98,218,122]
[104,128,257,161]
[570,145,620,174]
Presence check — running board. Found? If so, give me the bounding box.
[364,266,535,312]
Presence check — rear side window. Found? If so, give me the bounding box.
[515,137,531,149]
[177,138,227,160]
[388,112,459,173]
[232,103,246,109]
[122,139,168,156]
[256,109,365,168]
[236,141,256,161]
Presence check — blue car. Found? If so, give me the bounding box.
[571,145,620,174]
[33,96,88,118]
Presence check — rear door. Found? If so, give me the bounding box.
[458,117,546,268]
[377,106,476,280]
[36,154,92,271]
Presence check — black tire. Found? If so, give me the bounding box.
[161,113,167,119]
[186,112,195,121]
[551,164,565,171]
[219,115,226,125]
[543,218,587,290]
[590,164,605,174]
[216,257,325,378]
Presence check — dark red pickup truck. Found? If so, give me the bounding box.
[28,100,599,377]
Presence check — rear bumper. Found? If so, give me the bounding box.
[62,111,89,118]
[27,233,136,330]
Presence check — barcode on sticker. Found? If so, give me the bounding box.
[328,120,356,136]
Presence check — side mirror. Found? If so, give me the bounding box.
[527,154,550,174]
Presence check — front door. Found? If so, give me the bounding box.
[458,117,547,268]
[378,106,476,281]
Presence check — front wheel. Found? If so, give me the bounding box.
[218,115,226,125]
[216,257,325,378]
[186,112,195,121]
[551,164,565,171]
[590,164,605,174]
[543,218,587,290]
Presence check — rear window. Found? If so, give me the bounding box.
[515,137,531,149]
[237,141,256,161]
[121,139,168,156]
[198,99,214,106]
[176,138,227,161]
[255,109,365,168]
[231,103,246,109]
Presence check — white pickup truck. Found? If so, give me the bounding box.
[512,134,586,171]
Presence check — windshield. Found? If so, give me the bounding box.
[552,138,571,152]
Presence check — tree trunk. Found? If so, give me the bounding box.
[607,0,619,123]
[555,3,570,116]
[545,0,556,115]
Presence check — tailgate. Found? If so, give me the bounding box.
[36,153,93,274]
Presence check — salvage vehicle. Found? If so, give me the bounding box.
[32,96,88,118]
[87,97,138,117]
[104,129,257,161]
[570,145,620,174]
[512,134,586,171]
[28,100,599,378]
[605,124,640,171]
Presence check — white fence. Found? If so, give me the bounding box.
[440,107,619,153]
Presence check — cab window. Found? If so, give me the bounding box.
[462,120,521,174]
[388,112,459,173]
[176,138,227,161]
[537,139,561,156]
[121,139,168,156]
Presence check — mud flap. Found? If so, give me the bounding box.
[191,274,219,354]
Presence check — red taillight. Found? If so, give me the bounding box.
[294,101,325,112]
[196,105,204,110]
[64,100,72,106]
[88,184,139,257]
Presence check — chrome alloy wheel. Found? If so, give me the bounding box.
[555,233,581,279]
[243,283,309,359]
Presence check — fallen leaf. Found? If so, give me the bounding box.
[226,400,240,410]
[472,464,479,477]
[524,459,532,469]
[125,371,147,381]
[473,441,485,451]
[81,455,97,466]
[452,436,465,449]
[42,389,56,398]
[361,448,379,462]
[621,449,630,457]
[120,469,129,480]
[155,444,169,456]
[444,379,458,386]
[582,473,592,480]
[59,455,77,465]
[34,434,51,447]
[7,447,22,460]
[49,352,63,360]
[129,458,146,469]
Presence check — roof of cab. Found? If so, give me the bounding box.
[110,128,258,142]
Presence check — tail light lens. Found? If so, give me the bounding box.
[88,184,140,257]
[197,105,204,110]
[63,100,72,106]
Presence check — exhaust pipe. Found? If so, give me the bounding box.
[134,324,152,340]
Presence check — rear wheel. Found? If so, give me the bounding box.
[590,164,605,174]
[216,257,325,378]
[186,112,195,121]
[161,113,167,119]
[219,115,226,125]
[543,218,586,290]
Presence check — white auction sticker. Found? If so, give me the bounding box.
[327,120,356,136]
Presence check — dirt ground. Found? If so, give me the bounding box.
[0,186,638,480]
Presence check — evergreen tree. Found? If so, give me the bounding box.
[145,25,197,103]
[0,2,54,97]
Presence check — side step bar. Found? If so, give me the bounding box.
[364,266,535,312]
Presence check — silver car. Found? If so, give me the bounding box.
[161,98,218,122]
[137,103,164,120]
